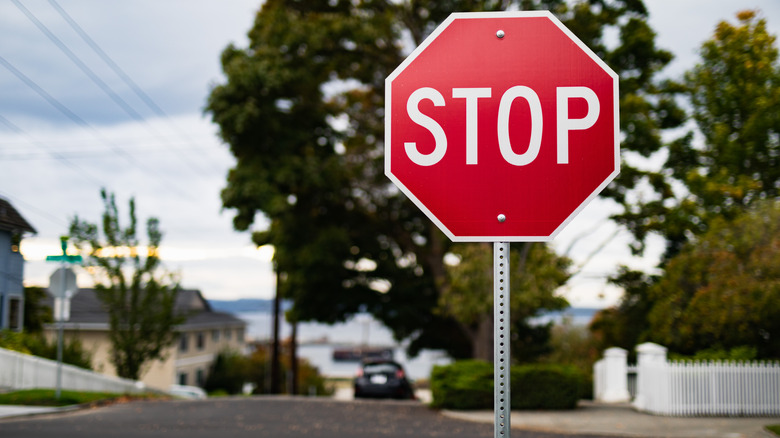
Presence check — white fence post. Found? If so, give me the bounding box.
[596,347,630,403]
[593,358,605,401]
[633,342,667,412]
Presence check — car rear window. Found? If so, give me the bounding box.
[363,363,400,374]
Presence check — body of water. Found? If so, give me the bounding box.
[230,307,599,380]
[235,311,451,380]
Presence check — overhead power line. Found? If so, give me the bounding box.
[13,0,213,175]
[0,54,192,198]
[0,190,70,229]
[47,0,222,174]
[0,113,104,186]
[47,0,172,122]
[12,0,148,125]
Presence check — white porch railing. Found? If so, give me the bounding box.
[595,343,780,417]
[0,347,145,394]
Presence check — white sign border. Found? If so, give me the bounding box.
[385,10,620,242]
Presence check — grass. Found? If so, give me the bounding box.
[766,424,780,436]
[0,389,163,407]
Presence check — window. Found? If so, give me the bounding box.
[196,332,205,350]
[196,369,205,387]
[211,329,220,343]
[8,298,21,331]
[178,372,188,386]
[224,328,232,340]
[237,328,244,342]
[179,333,189,352]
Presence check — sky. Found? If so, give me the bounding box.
[2,0,779,307]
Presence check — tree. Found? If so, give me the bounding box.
[69,190,183,380]
[23,286,52,334]
[590,11,780,354]
[439,243,569,362]
[204,350,250,395]
[589,267,657,356]
[623,10,780,259]
[206,0,682,359]
[645,201,779,359]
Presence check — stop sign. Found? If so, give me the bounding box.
[385,11,619,242]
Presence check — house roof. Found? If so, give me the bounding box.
[0,198,36,234]
[45,288,247,330]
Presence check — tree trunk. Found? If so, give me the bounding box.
[471,314,494,362]
[270,271,281,394]
[289,320,298,395]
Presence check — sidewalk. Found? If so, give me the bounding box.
[0,404,76,419]
[443,401,780,438]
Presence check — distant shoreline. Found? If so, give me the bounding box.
[208,298,601,326]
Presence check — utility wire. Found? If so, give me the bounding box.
[46,0,218,155]
[0,191,70,229]
[0,54,192,198]
[0,113,105,186]
[12,0,148,126]
[13,0,210,176]
[46,0,220,174]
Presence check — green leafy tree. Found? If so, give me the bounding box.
[439,243,569,362]
[646,201,780,358]
[589,267,657,356]
[625,10,780,259]
[204,350,250,395]
[23,286,52,334]
[241,342,331,396]
[69,190,183,380]
[592,11,780,354]
[206,0,682,358]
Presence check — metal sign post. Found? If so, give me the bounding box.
[46,237,82,399]
[494,242,510,437]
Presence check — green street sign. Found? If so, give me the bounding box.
[46,254,83,264]
[46,236,83,264]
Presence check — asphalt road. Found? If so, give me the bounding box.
[0,397,617,438]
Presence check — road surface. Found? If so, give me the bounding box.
[0,397,616,438]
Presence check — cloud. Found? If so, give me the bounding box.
[6,0,780,306]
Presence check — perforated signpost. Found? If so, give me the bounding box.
[46,237,82,400]
[385,11,619,437]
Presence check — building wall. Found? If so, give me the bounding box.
[47,323,246,391]
[174,325,246,387]
[0,231,25,331]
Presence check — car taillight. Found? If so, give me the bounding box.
[356,368,364,377]
[396,369,405,379]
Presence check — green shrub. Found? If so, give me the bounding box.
[0,330,92,369]
[0,329,31,353]
[430,360,493,409]
[204,350,249,395]
[431,360,586,410]
[511,364,585,409]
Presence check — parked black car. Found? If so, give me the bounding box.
[353,360,414,399]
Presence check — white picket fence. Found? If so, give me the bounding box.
[0,346,145,394]
[638,360,780,416]
[595,343,780,416]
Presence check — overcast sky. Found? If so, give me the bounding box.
[2,1,778,306]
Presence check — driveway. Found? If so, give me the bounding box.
[0,397,614,438]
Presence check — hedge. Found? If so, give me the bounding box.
[430,360,586,410]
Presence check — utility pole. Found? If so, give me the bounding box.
[270,270,281,394]
[289,320,298,395]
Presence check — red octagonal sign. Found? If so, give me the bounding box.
[385,11,619,242]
